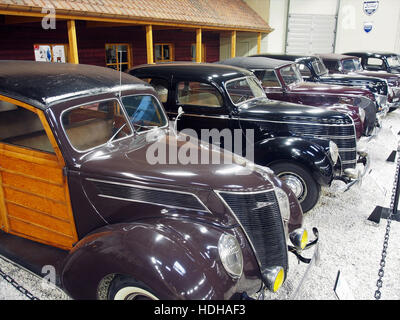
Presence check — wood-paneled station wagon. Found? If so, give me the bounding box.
[0,61,319,300]
[129,63,369,213]
[317,53,400,112]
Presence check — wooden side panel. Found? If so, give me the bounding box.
[0,143,76,250]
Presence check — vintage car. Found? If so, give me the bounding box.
[251,53,389,118]
[318,53,400,112]
[343,51,400,74]
[129,62,369,213]
[0,60,318,300]
[219,56,374,138]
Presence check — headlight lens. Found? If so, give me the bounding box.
[359,108,366,122]
[218,234,243,279]
[329,141,339,164]
[264,266,285,293]
[274,187,290,221]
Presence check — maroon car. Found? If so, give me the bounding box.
[218,56,379,139]
[318,53,400,112]
[0,61,318,300]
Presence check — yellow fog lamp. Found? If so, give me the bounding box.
[264,266,285,293]
[289,228,308,250]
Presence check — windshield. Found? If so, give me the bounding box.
[280,64,303,86]
[225,76,266,105]
[122,95,168,133]
[387,56,400,67]
[311,58,328,76]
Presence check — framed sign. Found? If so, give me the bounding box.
[34,44,68,63]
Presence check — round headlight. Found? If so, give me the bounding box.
[289,228,308,250]
[274,187,290,221]
[218,234,243,279]
[329,141,339,164]
[264,266,285,293]
[359,108,366,123]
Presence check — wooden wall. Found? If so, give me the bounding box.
[0,20,220,66]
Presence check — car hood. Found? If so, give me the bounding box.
[77,128,273,193]
[354,71,400,86]
[238,97,352,124]
[290,81,373,98]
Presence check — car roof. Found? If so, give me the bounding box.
[343,51,399,58]
[251,53,320,63]
[130,62,253,83]
[217,56,292,70]
[316,53,358,61]
[0,60,148,110]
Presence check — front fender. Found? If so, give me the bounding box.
[61,218,262,300]
[254,136,334,186]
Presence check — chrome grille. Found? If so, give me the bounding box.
[217,190,288,276]
[283,122,358,170]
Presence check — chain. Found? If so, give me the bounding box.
[0,262,40,300]
[374,145,400,300]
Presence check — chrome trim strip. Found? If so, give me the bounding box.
[237,117,354,127]
[86,177,211,213]
[98,194,209,213]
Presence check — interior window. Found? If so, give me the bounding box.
[62,99,132,152]
[121,95,167,133]
[177,81,223,108]
[141,78,169,103]
[0,100,55,154]
[154,44,174,62]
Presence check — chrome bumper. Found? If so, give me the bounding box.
[334,149,370,192]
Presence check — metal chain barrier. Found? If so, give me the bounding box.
[0,257,40,300]
[374,144,400,300]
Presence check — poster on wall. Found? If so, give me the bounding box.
[363,1,379,16]
[34,45,52,62]
[52,45,66,63]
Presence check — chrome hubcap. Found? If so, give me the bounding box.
[278,173,307,202]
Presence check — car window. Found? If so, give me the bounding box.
[253,70,281,87]
[177,81,223,108]
[341,59,357,72]
[311,59,328,76]
[141,78,169,103]
[226,76,266,105]
[0,101,55,154]
[387,56,400,67]
[121,95,167,132]
[297,63,312,77]
[62,99,132,152]
[367,57,384,67]
[280,65,303,86]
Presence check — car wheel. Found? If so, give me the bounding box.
[269,162,321,213]
[107,275,159,300]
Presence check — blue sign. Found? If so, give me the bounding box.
[364,22,373,33]
[363,1,379,15]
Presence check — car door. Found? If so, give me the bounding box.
[0,96,78,250]
[169,79,234,149]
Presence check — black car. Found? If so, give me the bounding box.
[251,53,389,117]
[344,51,400,74]
[129,62,369,212]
